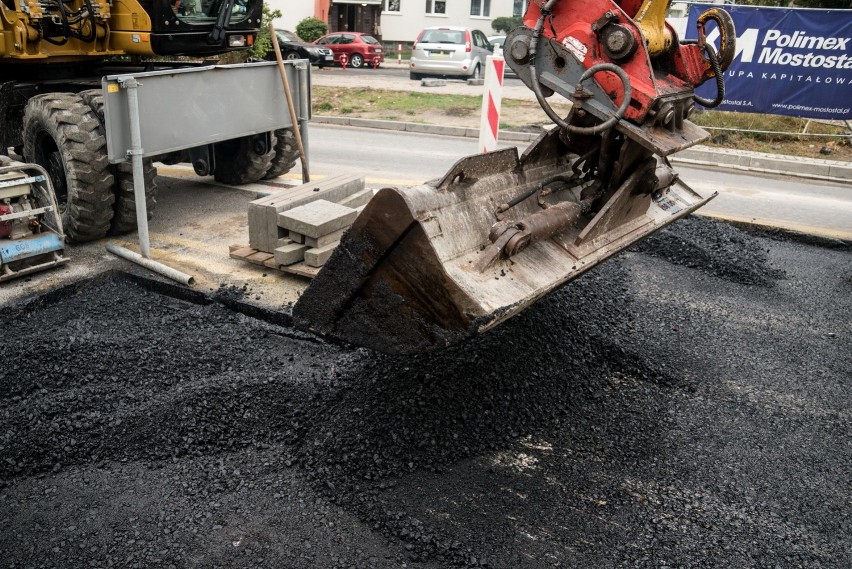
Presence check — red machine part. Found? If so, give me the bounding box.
[0,204,12,238]
[524,0,717,123]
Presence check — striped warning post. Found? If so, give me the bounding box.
[478,54,506,153]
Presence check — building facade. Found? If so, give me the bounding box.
[269,0,530,43]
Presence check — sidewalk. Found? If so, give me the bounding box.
[311,64,852,183]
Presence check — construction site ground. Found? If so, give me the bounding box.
[2,83,851,566]
[2,212,850,568]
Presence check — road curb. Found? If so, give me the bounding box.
[312,116,852,183]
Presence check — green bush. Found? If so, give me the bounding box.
[491,16,522,34]
[246,5,281,59]
[296,17,329,43]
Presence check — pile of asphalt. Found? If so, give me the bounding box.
[631,215,786,286]
[1,217,849,568]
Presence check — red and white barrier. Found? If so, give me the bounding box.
[478,55,506,153]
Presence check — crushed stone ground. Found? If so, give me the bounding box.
[1,217,850,568]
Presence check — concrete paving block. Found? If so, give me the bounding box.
[304,242,339,268]
[278,200,358,239]
[276,237,293,249]
[356,119,406,131]
[247,173,364,252]
[305,228,347,248]
[421,78,447,87]
[289,231,305,244]
[338,188,374,209]
[749,155,828,177]
[406,123,467,137]
[828,162,852,180]
[274,243,309,266]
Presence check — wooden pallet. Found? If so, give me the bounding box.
[229,245,321,279]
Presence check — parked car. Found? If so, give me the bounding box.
[409,26,493,81]
[266,29,334,67]
[487,35,506,52]
[313,32,385,69]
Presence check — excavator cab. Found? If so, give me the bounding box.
[293,0,736,354]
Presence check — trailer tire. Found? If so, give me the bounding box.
[213,135,274,185]
[22,93,115,242]
[79,89,158,235]
[263,128,299,180]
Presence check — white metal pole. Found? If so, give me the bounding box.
[118,76,151,258]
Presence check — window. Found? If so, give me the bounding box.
[470,0,490,17]
[316,34,340,45]
[384,0,400,11]
[425,0,446,14]
[473,30,490,49]
[420,29,464,44]
[513,0,528,17]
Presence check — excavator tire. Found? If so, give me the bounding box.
[263,128,299,180]
[22,93,115,242]
[212,135,274,185]
[78,89,158,235]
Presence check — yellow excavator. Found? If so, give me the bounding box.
[293,0,735,354]
[1,0,298,243]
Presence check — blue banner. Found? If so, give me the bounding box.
[685,5,852,119]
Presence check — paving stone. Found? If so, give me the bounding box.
[278,200,358,239]
[305,228,347,249]
[304,242,339,268]
[289,231,305,244]
[274,243,310,266]
[246,174,364,252]
[338,188,374,209]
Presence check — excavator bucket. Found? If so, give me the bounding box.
[293,130,715,355]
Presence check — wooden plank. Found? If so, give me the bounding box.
[281,262,322,278]
[247,251,274,264]
[229,244,320,279]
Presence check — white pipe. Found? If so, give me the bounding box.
[106,243,195,286]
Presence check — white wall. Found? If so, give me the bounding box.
[380,0,520,43]
[267,0,315,32]
[266,0,523,42]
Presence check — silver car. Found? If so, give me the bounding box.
[409,26,493,80]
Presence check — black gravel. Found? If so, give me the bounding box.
[1,217,850,568]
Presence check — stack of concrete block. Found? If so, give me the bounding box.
[246,173,373,269]
[276,200,359,268]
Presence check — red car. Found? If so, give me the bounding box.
[313,32,384,69]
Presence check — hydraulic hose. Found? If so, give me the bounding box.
[694,42,725,109]
[528,0,632,135]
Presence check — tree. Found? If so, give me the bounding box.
[491,16,523,34]
[296,17,329,43]
[245,5,281,60]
